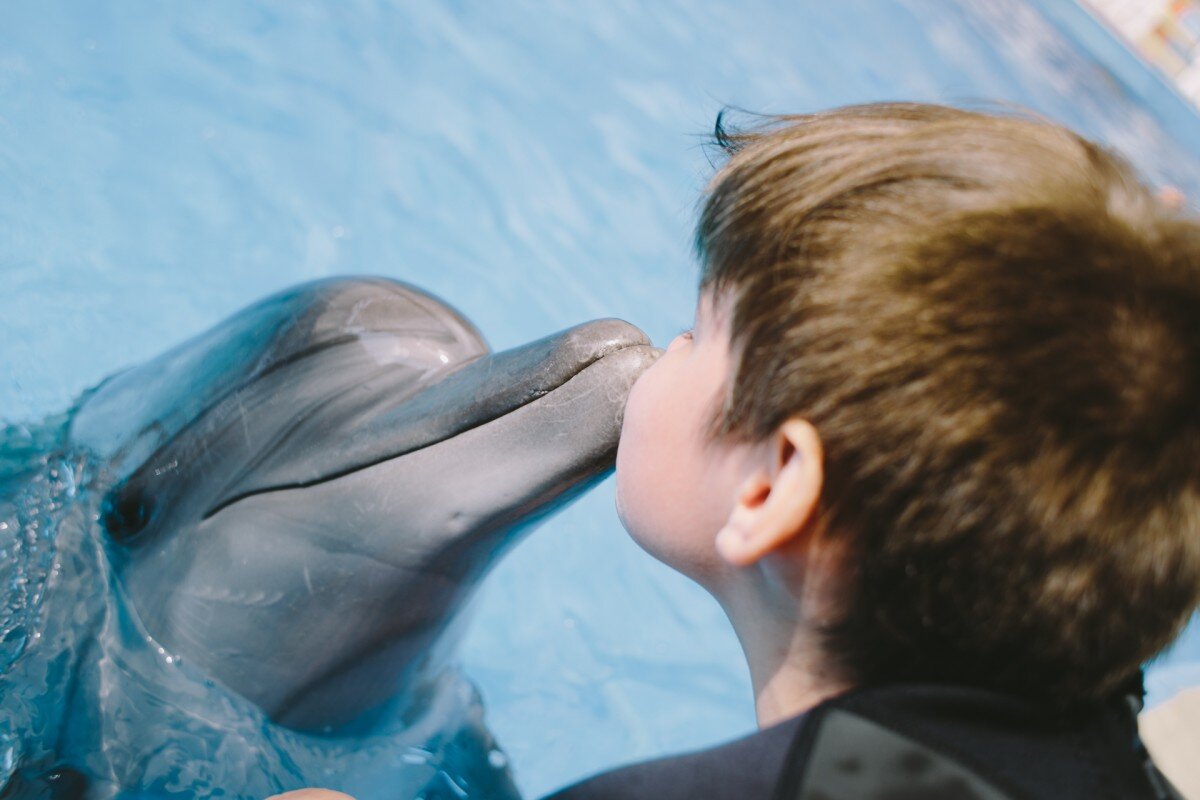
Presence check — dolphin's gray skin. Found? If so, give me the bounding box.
[1,276,659,797]
[75,276,660,729]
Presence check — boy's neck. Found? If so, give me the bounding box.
[717,575,853,728]
[751,652,849,728]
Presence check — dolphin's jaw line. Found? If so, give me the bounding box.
[199,337,654,521]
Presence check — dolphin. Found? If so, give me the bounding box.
[0,276,660,797]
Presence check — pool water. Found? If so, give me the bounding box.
[3,2,1199,798]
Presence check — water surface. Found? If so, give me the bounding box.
[2,2,1199,797]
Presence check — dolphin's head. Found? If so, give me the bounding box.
[71,278,660,730]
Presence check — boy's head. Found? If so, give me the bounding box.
[615,101,1200,707]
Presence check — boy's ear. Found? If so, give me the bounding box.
[715,418,824,567]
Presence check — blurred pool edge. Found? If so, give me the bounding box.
[1044,2,1200,169]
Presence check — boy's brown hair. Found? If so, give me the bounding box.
[697,101,1200,706]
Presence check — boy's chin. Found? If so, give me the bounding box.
[613,478,631,531]
[613,470,724,584]
[613,484,663,559]
[614,490,659,562]
[621,519,723,589]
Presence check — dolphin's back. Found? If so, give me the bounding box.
[69,277,488,488]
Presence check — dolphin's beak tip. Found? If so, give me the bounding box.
[573,317,656,351]
[589,317,650,341]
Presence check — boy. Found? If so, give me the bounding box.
[551,101,1200,799]
[278,102,1200,799]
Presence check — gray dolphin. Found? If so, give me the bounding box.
[2,276,659,796]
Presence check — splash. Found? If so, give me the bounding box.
[0,413,518,800]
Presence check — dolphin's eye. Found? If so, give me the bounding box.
[0,765,88,800]
[42,766,87,800]
[101,487,154,544]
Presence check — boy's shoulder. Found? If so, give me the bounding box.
[538,681,1184,800]
[539,713,803,800]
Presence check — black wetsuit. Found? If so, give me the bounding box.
[541,678,1183,800]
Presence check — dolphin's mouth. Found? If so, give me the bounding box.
[103,319,659,537]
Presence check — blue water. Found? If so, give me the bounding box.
[3,2,1200,798]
